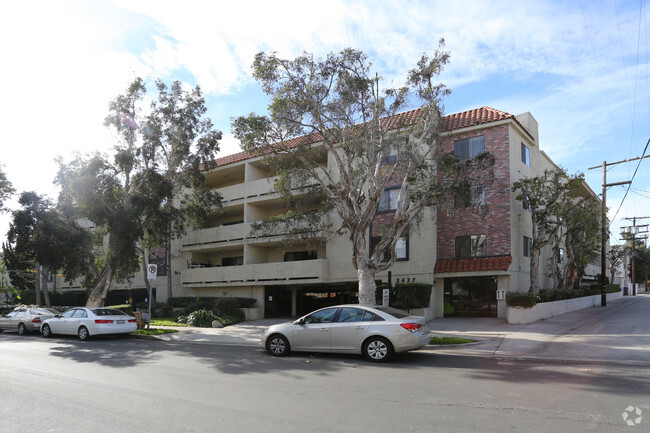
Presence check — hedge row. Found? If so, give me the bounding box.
[506,284,622,308]
[375,283,432,310]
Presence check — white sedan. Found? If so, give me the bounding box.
[261,304,431,362]
[41,307,138,340]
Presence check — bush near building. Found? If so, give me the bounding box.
[506,284,621,308]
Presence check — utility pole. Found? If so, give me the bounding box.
[620,217,649,296]
[588,160,635,306]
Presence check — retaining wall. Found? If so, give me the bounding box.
[506,291,623,324]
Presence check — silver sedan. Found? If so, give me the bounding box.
[261,304,431,362]
[0,307,61,335]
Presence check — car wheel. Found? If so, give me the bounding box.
[42,324,52,338]
[363,336,394,362]
[17,323,28,335]
[78,326,90,341]
[266,334,290,356]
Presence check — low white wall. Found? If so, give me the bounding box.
[240,307,264,321]
[506,291,623,324]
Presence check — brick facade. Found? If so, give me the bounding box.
[437,124,512,259]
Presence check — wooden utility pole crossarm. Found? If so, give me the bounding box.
[587,159,637,307]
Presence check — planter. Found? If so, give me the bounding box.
[507,290,623,324]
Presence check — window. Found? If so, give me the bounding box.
[378,188,400,212]
[455,185,486,208]
[557,248,565,264]
[381,136,408,165]
[284,251,317,261]
[521,143,530,166]
[370,236,409,262]
[303,308,336,324]
[455,235,487,258]
[337,307,364,322]
[523,236,532,257]
[454,136,484,160]
[522,195,531,211]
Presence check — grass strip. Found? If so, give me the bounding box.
[429,336,477,345]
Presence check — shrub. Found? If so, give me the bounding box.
[506,292,537,308]
[185,309,218,327]
[160,305,173,317]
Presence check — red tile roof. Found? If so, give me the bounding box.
[215,106,533,168]
[434,255,512,273]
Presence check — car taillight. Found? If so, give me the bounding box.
[32,317,41,323]
[400,323,421,333]
[128,319,136,323]
[95,319,114,324]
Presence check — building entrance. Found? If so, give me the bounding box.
[443,277,497,317]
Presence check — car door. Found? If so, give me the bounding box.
[293,307,337,351]
[330,307,373,351]
[0,310,20,331]
[52,309,77,334]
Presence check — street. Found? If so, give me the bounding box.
[1,334,649,432]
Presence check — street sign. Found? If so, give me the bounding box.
[382,288,390,306]
[147,264,158,280]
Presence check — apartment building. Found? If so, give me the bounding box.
[48,106,600,319]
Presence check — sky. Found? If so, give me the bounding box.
[0,0,649,246]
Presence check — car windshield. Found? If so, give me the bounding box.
[92,308,127,316]
[373,306,412,319]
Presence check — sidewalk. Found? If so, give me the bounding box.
[149,294,650,365]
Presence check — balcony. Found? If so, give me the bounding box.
[181,223,249,251]
[181,259,329,287]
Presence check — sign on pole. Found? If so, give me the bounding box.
[382,288,390,306]
[147,264,157,280]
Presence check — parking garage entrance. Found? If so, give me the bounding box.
[264,284,359,318]
[443,276,498,317]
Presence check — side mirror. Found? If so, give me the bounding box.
[294,318,305,325]
[54,314,61,318]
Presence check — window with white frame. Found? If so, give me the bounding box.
[378,188,400,212]
[521,142,531,166]
[454,136,485,160]
[556,248,565,264]
[455,234,487,258]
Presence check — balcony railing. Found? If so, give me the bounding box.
[181,259,329,287]
[181,223,249,249]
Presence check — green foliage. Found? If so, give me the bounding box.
[505,292,538,308]
[233,44,495,305]
[107,304,133,316]
[55,77,223,305]
[429,337,476,345]
[184,309,218,327]
[134,328,178,336]
[20,290,88,306]
[0,165,15,212]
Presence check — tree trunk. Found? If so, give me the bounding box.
[358,268,377,305]
[86,267,113,307]
[529,249,540,294]
[41,266,52,308]
[34,262,42,307]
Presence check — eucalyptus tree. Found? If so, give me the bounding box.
[233,43,494,304]
[514,169,600,293]
[0,166,14,212]
[57,78,221,306]
[2,192,93,306]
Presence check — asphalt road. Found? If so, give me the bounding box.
[1,334,649,433]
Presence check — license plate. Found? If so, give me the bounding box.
[117,320,125,324]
